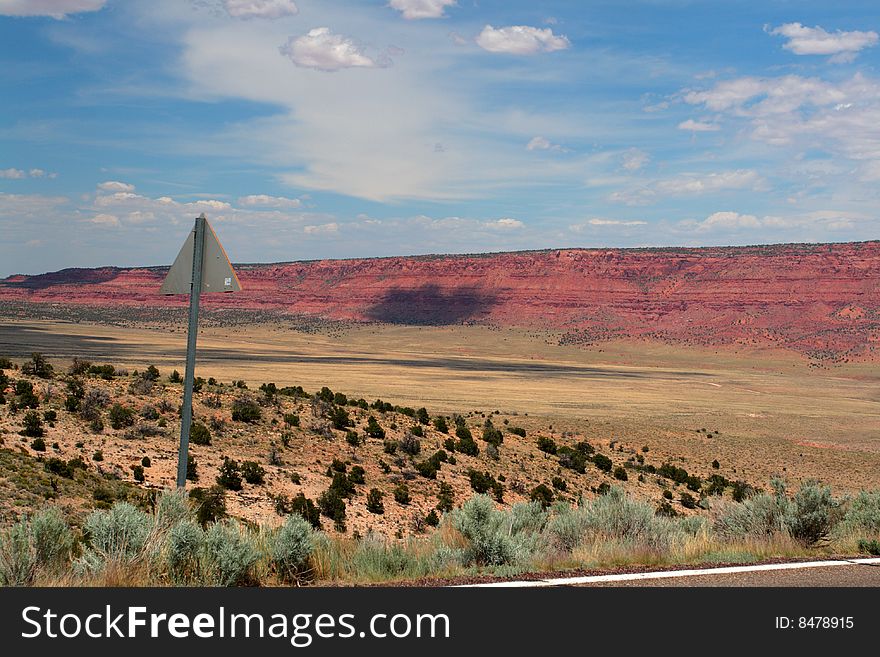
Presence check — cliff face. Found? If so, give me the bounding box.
[2,241,878,360]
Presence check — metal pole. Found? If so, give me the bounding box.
[176,213,206,489]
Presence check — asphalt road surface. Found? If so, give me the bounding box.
[575,562,880,587]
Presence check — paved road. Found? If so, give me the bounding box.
[575,562,880,587]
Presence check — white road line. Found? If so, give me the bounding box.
[456,557,880,587]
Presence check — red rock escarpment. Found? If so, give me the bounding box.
[1,241,878,360]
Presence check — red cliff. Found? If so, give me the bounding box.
[2,242,878,360]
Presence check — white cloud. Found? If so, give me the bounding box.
[0,168,26,179]
[570,218,648,232]
[693,211,760,233]
[303,222,339,235]
[769,23,878,63]
[476,25,570,55]
[589,218,647,226]
[684,73,880,167]
[621,148,649,171]
[97,180,136,193]
[28,168,46,178]
[389,0,456,20]
[0,0,106,18]
[526,136,566,152]
[90,213,120,227]
[280,28,379,71]
[237,194,302,208]
[678,119,720,132]
[683,210,870,234]
[224,0,298,20]
[189,199,232,211]
[485,217,523,230]
[610,170,765,205]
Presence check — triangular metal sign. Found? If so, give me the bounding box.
[161,218,241,295]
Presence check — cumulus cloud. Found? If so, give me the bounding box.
[526,136,566,152]
[485,217,523,230]
[0,0,106,18]
[569,218,647,232]
[769,23,878,63]
[683,73,880,168]
[1,167,55,179]
[389,0,456,20]
[280,28,380,71]
[303,222,339,235]
[237,194,302,208]
[693,211,760,232]
[90,213,120,227]
[621,148,649,171]
[683,210,869,234]
[224,0,298,20]
[97,180,136,193]
[678,119,720,132]
[476,25,570,55]
[610,170,765,205]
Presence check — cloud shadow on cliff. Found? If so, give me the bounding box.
[364,284,499,325]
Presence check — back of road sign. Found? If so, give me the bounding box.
[160,219,241,295]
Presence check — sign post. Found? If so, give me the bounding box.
[161,213,240,489]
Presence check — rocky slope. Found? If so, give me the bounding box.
[2,241,878,360]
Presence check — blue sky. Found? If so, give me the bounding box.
[1,0,879,276]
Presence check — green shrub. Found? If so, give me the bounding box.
[231,395,261,423]
[330,406,352,430]
[0,520,36,585]
[399,433,421,456]
[613,465,628,481]
[170,370,181,383]
[858,539,880,555]
[433,416,449,434]
[189,421,211,446]
[289,493,321,529]
[271,515,315,583]
[680,491,696,509]
[455,426,479,456]
[538,436,558,454]
[552,476,567,491]
[366,488,385,514]
[283,413,300,428]
[452,496,514,566]
[190,486,226,526]
[93,450,104,461]
[216,458,243,491]
[346,431,361,446]
[142,456,151,468]
[349,465,366,485]
[30,436,46,451]
[240,461,266,485]
[416,407,430,425]
[530,483,555,509]
[508,426,526,437]
[393,483,411,505]
[132,465,145,482]
[22,411,44,438]
[482,420,503,447]
[716,482,791,538]
[166,519,203,583]
[841,490,880,534]
[204,520,259,586]
[436,482,455,512]
[83,502,152,562]
[317,488,346,531]
[592,453,613,473]
[366,416,385,438]
[787,481,838,546]
[108,403,135,430]
[186,454,198,482]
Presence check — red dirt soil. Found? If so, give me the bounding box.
[2,241,878,360]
